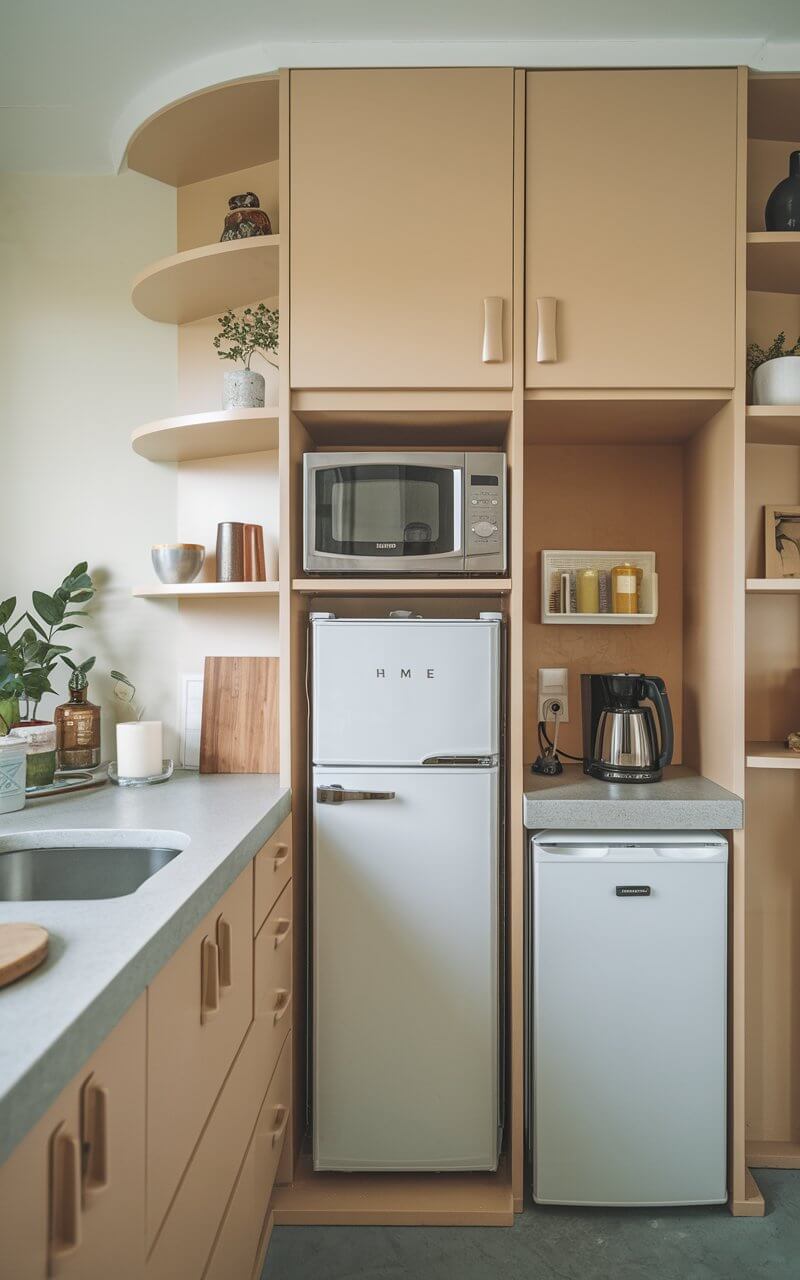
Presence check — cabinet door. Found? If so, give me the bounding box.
[525,69,737,389]
[254,815,292,934]
[147,868,253,1243]
[291,69,514,389]
[254,880,293,1089]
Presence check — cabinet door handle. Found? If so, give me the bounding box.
[50,1123,81,1262]
[80,1074,109,1200]
[269,1105,289,1149]
[537,296,557,362]
[482,296,504,363]
[273,843,290,872]
[216,915,233,990]
[200,936,220,1024]
[273,919,291,950]
[273,989,292,1025]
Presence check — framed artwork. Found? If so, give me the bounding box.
[764,505,800,578]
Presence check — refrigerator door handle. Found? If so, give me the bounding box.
[317,786,397,804]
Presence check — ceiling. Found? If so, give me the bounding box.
[2,0,800,174]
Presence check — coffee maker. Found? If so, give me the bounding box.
[581,673,674,783]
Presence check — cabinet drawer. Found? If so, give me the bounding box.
[147,867,253,1244]
[254,816,292,934]
[254,880,293,1086]
[203,1038,291,1280]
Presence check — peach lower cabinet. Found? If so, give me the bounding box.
[0,815,293,1280]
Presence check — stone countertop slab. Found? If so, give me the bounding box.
[523,765,742,831]
[0,771,290,1164]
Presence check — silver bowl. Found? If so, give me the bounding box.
[151,543,205,584]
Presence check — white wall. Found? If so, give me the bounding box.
[0,170,178,757]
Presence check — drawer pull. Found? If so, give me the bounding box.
[273,990,292,1025]
[536,296,558,362]
[50,1124,81,1261]
[273,843,290,872]
[201,936,220,1023]
[80,1074,109,1199]
[269,1105,289,1149]
[216,915,233,990]
[273,919,291,950]
[482,296,504,363]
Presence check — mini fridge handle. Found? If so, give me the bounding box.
[317,786,396,804]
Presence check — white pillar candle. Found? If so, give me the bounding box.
[116,721,163,779]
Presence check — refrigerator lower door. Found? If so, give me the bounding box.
[532,839,728,1207]
[313,767,500,1171]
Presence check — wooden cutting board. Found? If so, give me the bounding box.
[0,923,49,988]
[200,657,279,774]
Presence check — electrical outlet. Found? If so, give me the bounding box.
[538,667,569,723]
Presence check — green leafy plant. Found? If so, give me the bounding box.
[110,669,144,722]
[213,303,278,370]
[747,331,800,379]
[0,563,96,723]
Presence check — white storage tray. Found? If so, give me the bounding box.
[541,550,658,625]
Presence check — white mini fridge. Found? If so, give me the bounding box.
[530,830,728,1207]
[312,614,502,1172]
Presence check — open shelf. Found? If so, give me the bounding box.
[133,581,279,599]
[746,233,800,294]
[745,406,800,445]
[746,1139,800,1169]
[132,409,279,462]
[748,75,800,144]
[272,1155,513,1227]
[746,742,800,769]
[746,578,800,593]
[125,77,279,186]
[293,578,511,595]
[131,237,280,324]
[541,550,657,625]
[523,391,729,443]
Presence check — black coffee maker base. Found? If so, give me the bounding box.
[585,762,663,784]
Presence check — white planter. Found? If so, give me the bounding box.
[223,369,265,410]
[752,356,800,406]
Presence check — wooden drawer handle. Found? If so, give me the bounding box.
[273,990,292,1025]
[80,1074,109,1200]
[201,936,220,1024]
[273,843,289,872]
[269,1105,289,1149]
[50,1124,81,1261]
[482,296,503,363]
[216,915,233,990]
[537,296,557,363]
[273,919,291,950]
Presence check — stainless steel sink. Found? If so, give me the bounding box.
[0,831,188,901]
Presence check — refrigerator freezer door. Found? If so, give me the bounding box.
[312,619,500,765]
[313,767,500,1171]
[532,841,727,1206]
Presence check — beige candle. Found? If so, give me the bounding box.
[576,569,600,613]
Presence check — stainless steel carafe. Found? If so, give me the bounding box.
[581,673,674,783]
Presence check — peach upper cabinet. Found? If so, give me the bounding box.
[290,69,514,389]
[525,69,738,389]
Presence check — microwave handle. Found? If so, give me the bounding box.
[453,466,464,553]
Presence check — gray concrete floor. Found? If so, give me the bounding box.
[264,1170,799,1279]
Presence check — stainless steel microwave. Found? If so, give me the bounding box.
[303,451,507,574]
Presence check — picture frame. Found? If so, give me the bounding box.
[764,505,800,578]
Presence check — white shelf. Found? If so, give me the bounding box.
[746,742,800,769]
[746,578,800,593]
[132,409,279,462]
[131,237,280,325]
[133,582,279,599]
[541,550,658,625]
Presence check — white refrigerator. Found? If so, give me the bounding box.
[312,614,502,1172]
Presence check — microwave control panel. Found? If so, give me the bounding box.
[465,454,506,570]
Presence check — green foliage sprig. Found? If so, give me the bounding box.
[0,563,96,723]
[747,331,800,379]
[213,304,278,371]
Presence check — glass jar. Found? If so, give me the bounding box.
[55,673,101,769]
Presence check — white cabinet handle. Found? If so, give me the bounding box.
[537,297,557,362]
[482,296,504,363]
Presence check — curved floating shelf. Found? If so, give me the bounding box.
[133,582,279,599]
[746,233,800,295]
[132,236,280,324]
[125,76,279,187]
[132,408,279,462]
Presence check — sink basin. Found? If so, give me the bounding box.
[0,830,188,901]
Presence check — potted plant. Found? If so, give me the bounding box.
[747,331,800,405]
[213,303,279,409]
[0,563,96,786]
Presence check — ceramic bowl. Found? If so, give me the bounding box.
[151,543,205,584]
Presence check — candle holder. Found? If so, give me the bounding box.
[108,758,174,787]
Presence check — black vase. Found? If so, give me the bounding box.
[766,150,800,232]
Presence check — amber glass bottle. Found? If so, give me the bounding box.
[55,670,101,769]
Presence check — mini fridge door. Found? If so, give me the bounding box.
[313,766,500,1171]
[312,618,500,766]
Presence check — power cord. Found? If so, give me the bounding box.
[532,701,584,775]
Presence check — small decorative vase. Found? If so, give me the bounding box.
[220,193,272,241]
[10,720,57,788]
[223,369,265,410]
[766,151,800,232]
[0,696,19,736]
[752,356,800,405]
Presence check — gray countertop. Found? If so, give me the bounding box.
[523,765,742,831]
[0,771,290,1164]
